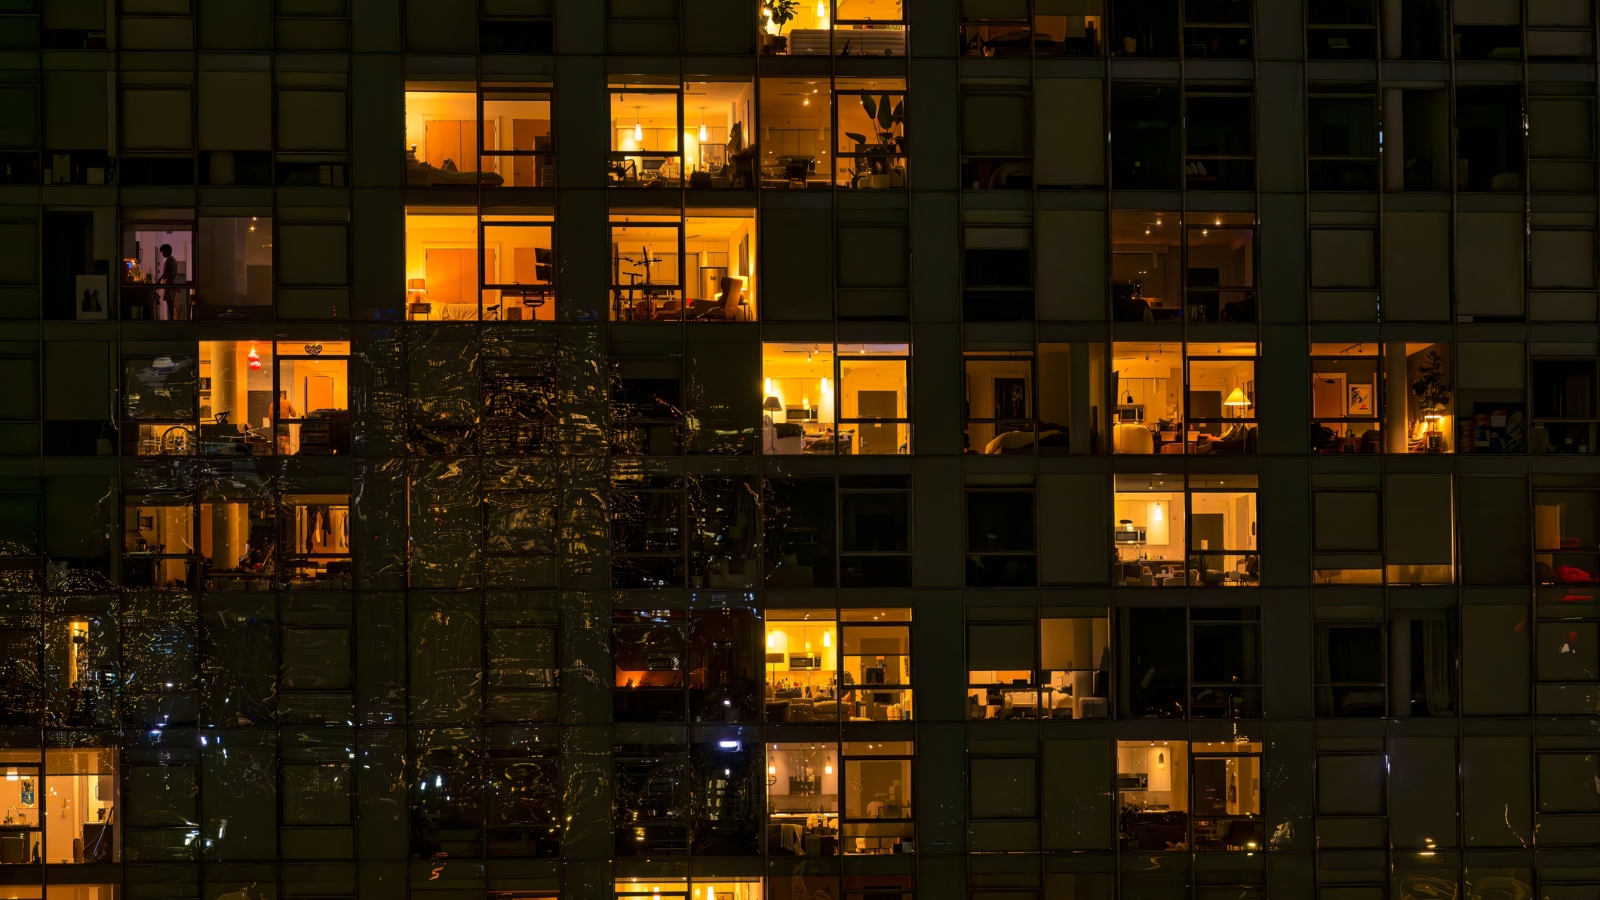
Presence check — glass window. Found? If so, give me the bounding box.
[406,211,480,321]
[1041,614,1111,719]
[198,340,275,455]
[1117,740,1189,849]
[1312,342,1382,453]
[277,494,351,589]
[611,356,685,455]
[480,87,552,187]
[1190,608,1262,716]
[44,748,118,863]
[1454,1,1521,60]
[960,85,1033,189]
[274,340,351,456]
[1457,85,1526,191]
[1111,0,1179,56]
[613,608,687,723]
[1112,342,1182,453]
[610,476,686,589]
[684,79,757,188]
[613,742,689,856]
[966,488,1037,587]
[1190,740,1264,850]
[1115,474,1186,585]
[1184,215,1256,322]
[760,77,833,187]
[482,216,555,322]
[1532,356,1596,454]
[122,496,193,589]
[840,475,911,587]
[839,344,909,455]
[767,742,840,854]
[1184,84,1253,189]
[1537,490,1600,584]
[120,220,193,321]
[0,749,42,863]
[1112,212,1182,322]
[764,476,836,588]
[1307,0,1377,58]
[1388,608,1455,717]
[1308,87,1379,190]
[199,467,275,592]
[405,90,493,186]
[764,343,837,455]
[194,216,271,320]
[1110,82,1180,188]
[688,606,761,722]
[765,609,841,721]
[962,0,1103,57]
[1190,475,1259,585]
[841,608,912,720]
[1384,341,1453,453]
[1185,342,1257,452]
[1183,0,1251,57]
[685,211,756,320]
[771,0,906,56]
[123,354,197,456]
[963,222,1033,322]
[835,78,906,188]
[1316,616,1386,716]
[609,84,681,187]
[840,740,913,854]
[965,352,1035,454]
[611,215,683,320]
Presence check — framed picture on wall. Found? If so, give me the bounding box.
[738,232,750,277]
[1348,384,1372,416]
[76,274,108,320]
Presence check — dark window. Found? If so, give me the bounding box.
[1183,0,1252,58]
[614,609,688,723]
[1121,606,1187,717]
[1113,0,1180,57]
[1190,607,1261,717]
[611,477,686,589]
[1184,89,1254,189]
[1308,91,1379,190]
[1306,0,1377,58]
[1456,85,1526,191]
[1315,622,1386,716]
[840,475,911,588]
[1111,82,1181,190]
[764,477,836,589]
[965,489,1037,586]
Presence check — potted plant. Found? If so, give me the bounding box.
[1410,349,1451,452]
[762,0,798,53]
[843,93,905,187]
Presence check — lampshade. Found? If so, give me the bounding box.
[1223,387,1251,406]
[763,396,782,411]
[407,278,427,291]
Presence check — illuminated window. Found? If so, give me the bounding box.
[609,83,682,186]
[480,86,552,187]
[767,742,840,855]
[274,340,352,456]
[771,0,905,56]
[277,494,351,590]
[760,77,833,186]
[840,740,913,854]
[1311,341,1382,453]
[405,90,493,186]
[683,79,756,188]
[120,218,193,321]
[835,78,906,188]
[0,749,42,863]
[765,609,840,721]
[122,495,194,590]
[482,216,555,322]
[43,748,118,863]
[197,340,275,456]
[405,211,479,321]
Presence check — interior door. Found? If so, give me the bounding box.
[856,390,900,455]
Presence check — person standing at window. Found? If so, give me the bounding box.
[156,243,179,319]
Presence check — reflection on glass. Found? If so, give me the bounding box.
[122,501,193,589]
[278,494,351,589]
[1190,741,1264,851]
[124,355,197,456]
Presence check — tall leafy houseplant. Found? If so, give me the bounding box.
[844,94,905,180]
[762,0,798,52]
[1410,349,1451,449]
